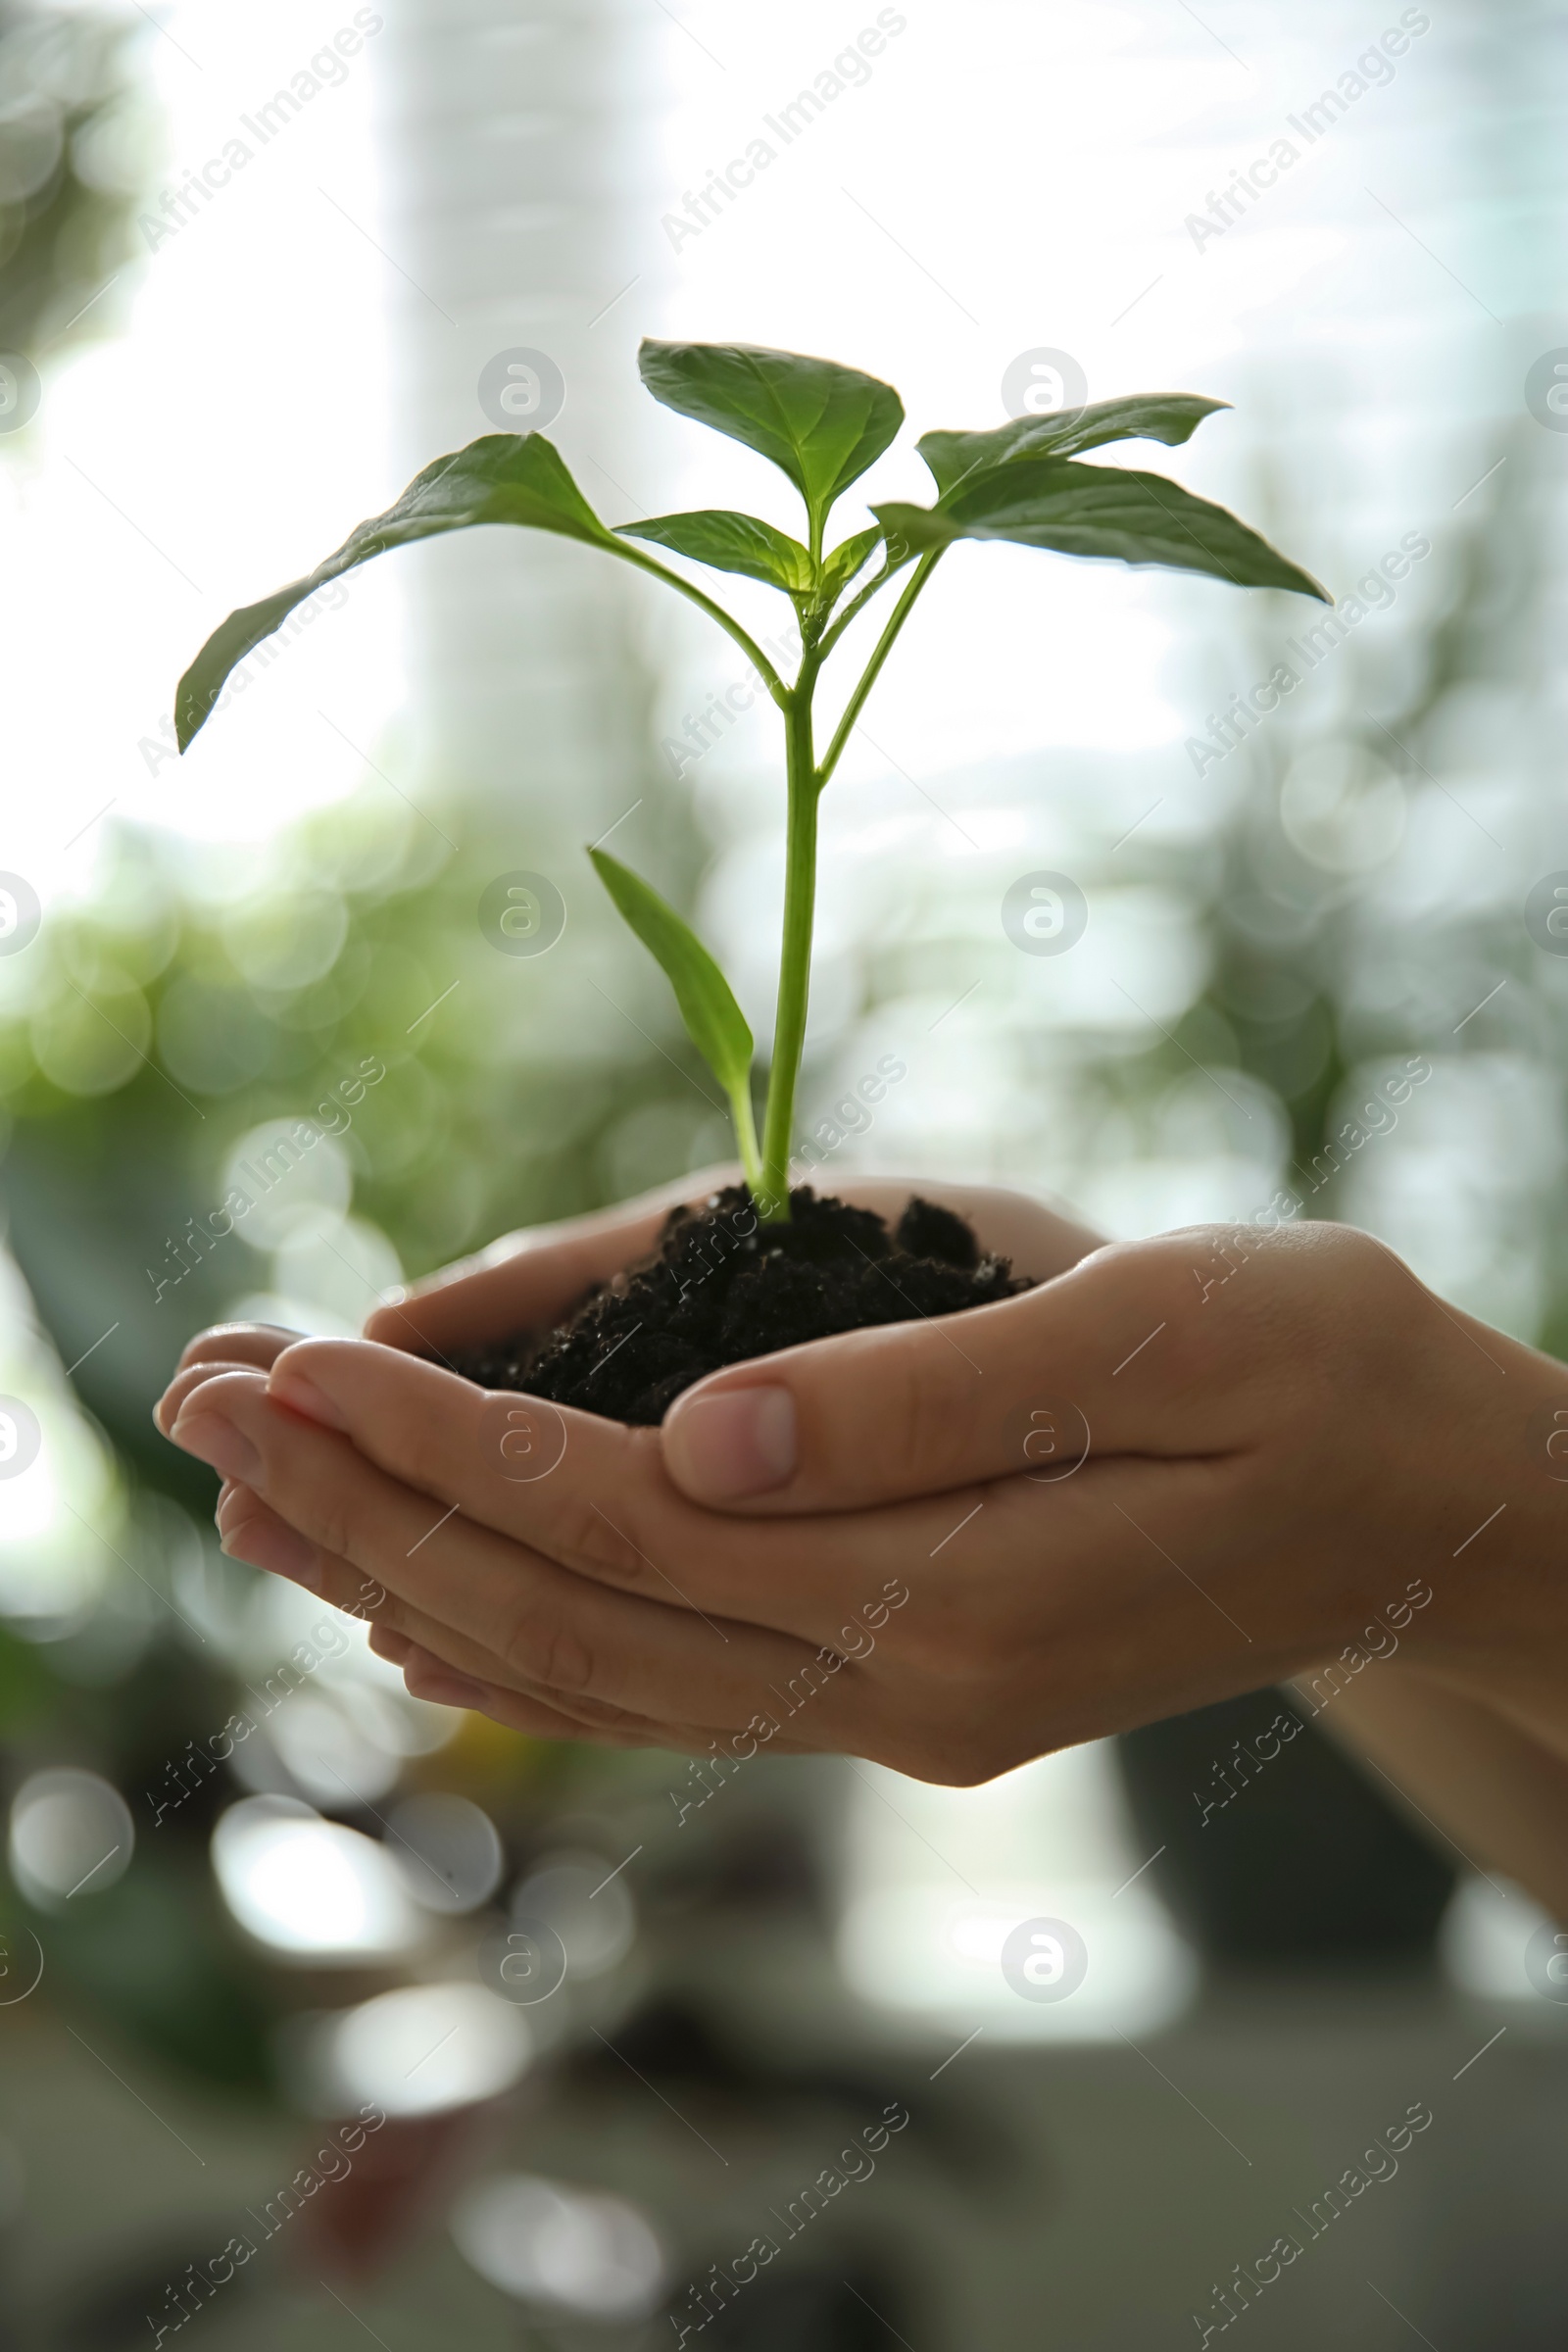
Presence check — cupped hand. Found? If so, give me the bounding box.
[156,1179,1568,1782]
[153,1175,1101,1759]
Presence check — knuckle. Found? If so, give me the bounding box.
[359,1598,410,1646]
[500,1596,595,1696]
[546,1430,661,1589]
[558,1495,647,1588]
[341,1571,394,1625]
[388,1408,460,1505]
[1329,1222,1407,1300]
[310,1492,355,1566]
[1119,1227,1271,1375]
[875,1336,971,1493]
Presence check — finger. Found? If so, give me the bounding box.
[659,1230,1257,1514]
[158,1357,285,1437]
[215,1479,330,1588]
[398,1642,488,1712]
[264,1338,859,1645]
[172,1370,825,1730]
[397,1644,666,1744]
[212,1480,716,1741]
[176,1323,302,1375]
[159,1327,304,1436]
[214,1484,749,1752]
[397,1650,819,1760]
[363,1164,744,1360]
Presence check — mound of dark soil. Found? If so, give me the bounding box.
[448,1185,1029,1425]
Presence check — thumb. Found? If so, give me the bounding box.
[660,1232,1222,1514]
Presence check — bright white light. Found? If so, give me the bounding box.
[1441,1875,1557,2003]
[211,1794,422,1961]
[9,1769,133,1907]
[513,1851,637,1980]
[451,2174,665,2318]
[839,1881,1197,2042]
[837,1745,1198,2039]
[1083,1153,1286,1242]
[3,0,400,886]
[325,1982,532,2118]
[0,1252,119,1615]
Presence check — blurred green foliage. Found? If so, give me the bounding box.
[0,0,144,358]
[1,792,721,1399]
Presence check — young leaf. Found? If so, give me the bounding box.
[917,393,1231,499]
[615,510,814,595]
[177,435,612,751]
[638,339,904,529]
[817,524,887,605]
[875,457,1330,601]
[589,849,754,1100]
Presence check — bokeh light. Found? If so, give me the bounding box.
[211,1793,423,1962]
[319,1981,532,2119]
[451,2172,665,2319]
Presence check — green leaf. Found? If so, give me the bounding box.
[638,339,904,528]
[817,524,887,604]
[177,434,612,751]
[916,393,1231,499]
[589,849,754,1098]
[615,509,814,594]
[875,457,1330,601]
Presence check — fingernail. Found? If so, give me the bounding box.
[220,1513,321,1592]
[169,1408,261,1485]
[155,1363,250,1438]
[663,1384,797,1500]
[269,1370,349,1431]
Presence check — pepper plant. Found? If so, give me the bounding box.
[176,339,1328,1222]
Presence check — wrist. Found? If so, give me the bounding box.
[1399,1317,1568,1742]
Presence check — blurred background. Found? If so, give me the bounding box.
[1,0,1565,2343]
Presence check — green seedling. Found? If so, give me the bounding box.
[176,339,1328,1222]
